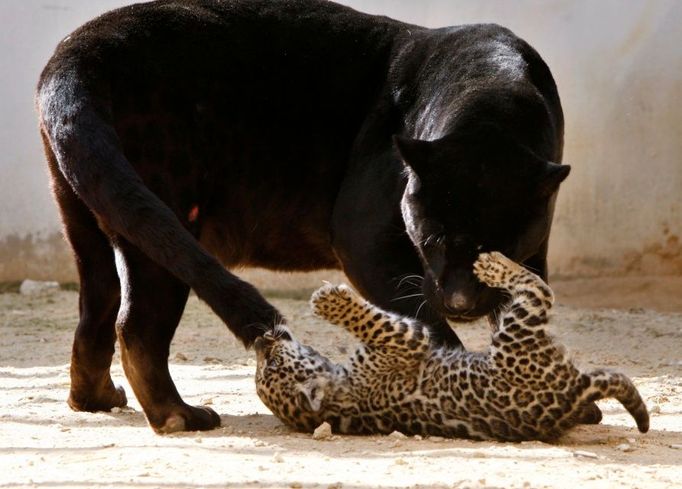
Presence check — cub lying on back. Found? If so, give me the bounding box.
[255,252,649,441]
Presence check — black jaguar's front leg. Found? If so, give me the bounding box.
[331,214,461,348]
[331,154,463,348]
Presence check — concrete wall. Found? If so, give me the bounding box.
[1,0,681,282]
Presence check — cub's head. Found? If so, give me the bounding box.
[395,126,569,321]
[254,326,332,432]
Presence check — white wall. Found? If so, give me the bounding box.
[1,0,681,281]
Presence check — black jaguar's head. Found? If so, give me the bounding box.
[395,127,569,321]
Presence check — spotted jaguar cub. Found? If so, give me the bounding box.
[255,252,649,440]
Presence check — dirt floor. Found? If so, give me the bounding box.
[1,278,681,489]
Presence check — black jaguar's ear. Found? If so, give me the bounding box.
[393,135,433,177]
[539,162,571,196]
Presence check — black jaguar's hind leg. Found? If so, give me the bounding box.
[68,242,126,413]
[114,241,220,433]
[45,133,127,412]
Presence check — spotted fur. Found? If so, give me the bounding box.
[255,252,649,441]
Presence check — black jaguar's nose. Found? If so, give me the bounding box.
[445,291,476,316]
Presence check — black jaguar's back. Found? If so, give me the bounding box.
[37,0,573,433]
[39,0,403,269]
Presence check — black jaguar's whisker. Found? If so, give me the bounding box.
[391,292,425,302]
[415,299,428,318]
[394,274,424,290]
[522,263,542,274]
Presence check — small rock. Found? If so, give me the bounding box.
[110,407,122,414]
[627,438,636,444]
[394,458,408,466]
[290,483,302,489]
[20,279,59,295]
[174,352,188,362]
[429,436,445,442]
[472,451,488,458]
[201,397,214,406]
[273,452,285,463]
[670,444,682,450]
[388,430,407,439]
[650,405,661,414]
[573,450,598,459]
[616,443,634,452]
[413,434,423,440]
[313,422,333,440]
[203,356,222,364]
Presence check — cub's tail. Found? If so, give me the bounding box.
[36,64,279,346]
[583,370,649,433]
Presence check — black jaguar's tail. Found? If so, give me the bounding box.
[36,67,279,346]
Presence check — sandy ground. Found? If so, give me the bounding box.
[1,282,681,489]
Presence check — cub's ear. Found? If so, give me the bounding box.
[393,135,433,177]
[539,162,571,197]
[297,377,328,412]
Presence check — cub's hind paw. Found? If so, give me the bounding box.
[311,284,359,322]
[473,252,518,288]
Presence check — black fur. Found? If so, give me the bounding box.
[37,0,569,432]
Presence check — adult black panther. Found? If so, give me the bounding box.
[37,0,582,433]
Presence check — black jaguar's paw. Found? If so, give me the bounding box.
[68,382,128,413]
[154,404,221,434]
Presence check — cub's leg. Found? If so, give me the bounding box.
[114,241,220,433]
[45,133,127,412]
[311,284,429,356]
[474,252,603,424]
[473,251,554,336]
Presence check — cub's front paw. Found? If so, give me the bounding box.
[473,252,517,288]
[311,284,357,322]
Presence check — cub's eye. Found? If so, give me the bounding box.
[268,356,282,368]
